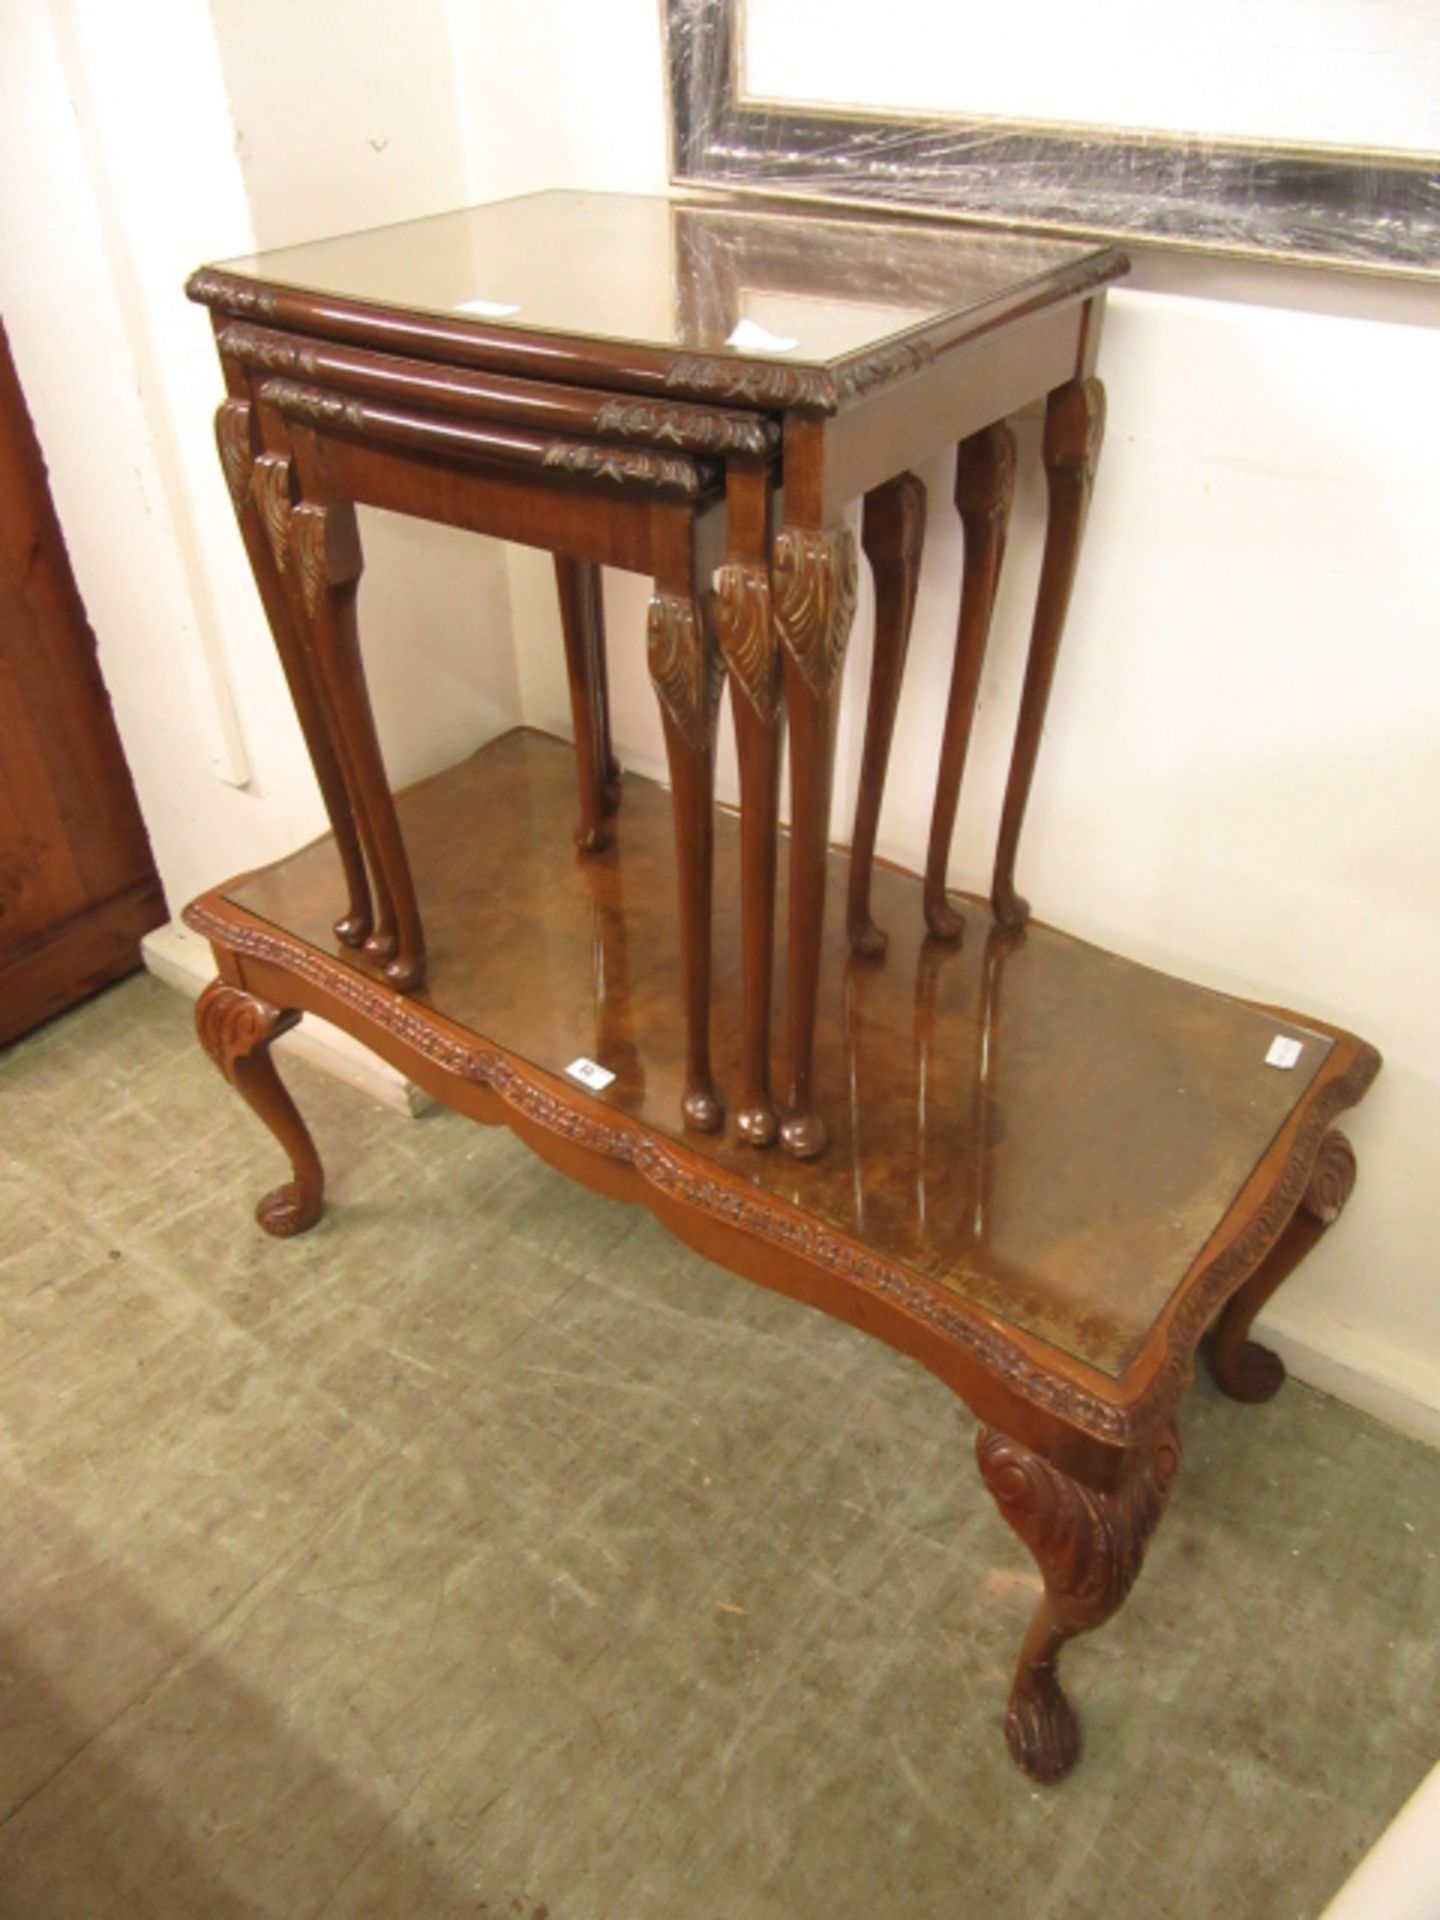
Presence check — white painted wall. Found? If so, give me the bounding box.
[5,0,1436,1435]
[459,1,1440,1437]
[1,0,521,916]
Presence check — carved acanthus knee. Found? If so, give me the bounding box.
[977,1422,1181,1782]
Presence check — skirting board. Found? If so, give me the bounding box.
[142,918,1437,1451]
[1256,1298,1440,1453]
[142,919,431,1118]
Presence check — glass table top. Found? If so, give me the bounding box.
[214,190,1116,368]
[226,731,1335,1383]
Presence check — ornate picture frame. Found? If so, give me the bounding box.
[664,0,1439,280]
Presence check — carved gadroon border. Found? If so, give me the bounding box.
[664,354,834,411]
[259,379,366,433]
[187,270,279,318]
[541,440,708,495]
[219,323,319,378]
[593,398,776,458]
[661,338,935,414]
[182,902,1378,1450]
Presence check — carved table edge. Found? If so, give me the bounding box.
[182,894,1379,1457]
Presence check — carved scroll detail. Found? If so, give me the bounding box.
[772,525,859,700]
[250,453,293,577]
[219,324,318,377]
[196,979,298,1081]
[186,270,278,318]
[646,594,724,750]
[215,400,253,510]
[541,440,705,494]
[715,563,778,724]
[593,397,775,457]
[978,1424,1181,1781]
[1304,1128,1356,1225]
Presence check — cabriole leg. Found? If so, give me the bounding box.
[847,472,926,958]
[1208,1130,1356,1402]
[647,589,724,1132]
[554,555,615,852]
[925,421,1016,941]
[217,404,371,948]
[291,499,427,991]
[716,556,782,1146]
[991,377,1105,932]
[195,979,324,1237]
[977,1421,1181,1782]
[775,522,858,1159]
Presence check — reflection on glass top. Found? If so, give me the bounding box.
[228,732,1335,1383]
[215,189,1110,366]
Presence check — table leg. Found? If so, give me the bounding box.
[554,555,614,852]
[847,472,926,959]
[216,402,372,948]
[587,561,623,807]
[775,523,858,1159]
[647,587,724,1132]
[717,557,783,1145]
[977,1420,1181,1782]
[1208,1130,1357,1402]
[924,422,1017,942]
[288,499,427,991]
[196,978,324,1237]
[992,377,1106,932]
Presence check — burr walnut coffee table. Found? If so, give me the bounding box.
[185,735,1377,1782]
[183,193,1379,1780]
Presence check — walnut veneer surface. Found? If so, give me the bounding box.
[224,731,1331,1382]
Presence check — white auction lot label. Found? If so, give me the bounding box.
[566,1056,615,1092]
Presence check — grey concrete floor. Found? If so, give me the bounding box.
[1,974,1437,1920]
